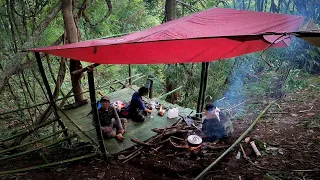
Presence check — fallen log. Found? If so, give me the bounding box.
[194,103,274,180]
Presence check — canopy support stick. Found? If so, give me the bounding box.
[35,52,68,138]
[128,65,132,85]
[87,70,107,159]
[196,62,206,117]
[200,62,210,111]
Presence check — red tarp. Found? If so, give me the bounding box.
[31,8,304,64]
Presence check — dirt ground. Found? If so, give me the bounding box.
[1,87,319,180]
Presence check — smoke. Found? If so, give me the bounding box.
[214,56,256,117]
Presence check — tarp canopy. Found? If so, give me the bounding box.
[295,20,320,47]
[30,8,305,64]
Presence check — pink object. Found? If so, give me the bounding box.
[30,8,304,64]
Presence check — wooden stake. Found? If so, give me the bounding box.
[194,103,274,180]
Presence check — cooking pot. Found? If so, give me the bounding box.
[187,135,202,147]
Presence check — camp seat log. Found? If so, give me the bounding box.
[57,85,194,154]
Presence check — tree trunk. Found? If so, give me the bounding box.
[62,0,84,103]
[165,0,176,21]
[164,0,177,103]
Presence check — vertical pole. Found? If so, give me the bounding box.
[35,52,68,138]
[87,70,107,158]
[200,62,210,111]
[149,79,154,99]
[196,62,206,117]
[128,65,132,86]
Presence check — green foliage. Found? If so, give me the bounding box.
[285,70,311,92]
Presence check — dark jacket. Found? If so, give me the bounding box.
[202,113,225,142]
[129,91,146,113]
[98,106,116,127]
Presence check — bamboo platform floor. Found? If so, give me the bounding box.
[58,86,194,154]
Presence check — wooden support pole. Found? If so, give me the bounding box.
[35,52,68,138]
[0,129,68,155]
[0,134,77,161]
[128,65,132,85]
[200,62,210,111]
[194,103,274,180]
[0,153,97,175]
[87,70,107,158]
[146,76,154,99]
[196,62,206,117]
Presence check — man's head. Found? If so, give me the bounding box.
[204,104,216,116]
[100,96,111,109]
[138,86,149,96]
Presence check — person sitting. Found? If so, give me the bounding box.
[98,96,127,141]
[201,104,233,142]
[129,86,152,122]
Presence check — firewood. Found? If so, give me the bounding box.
[169,139,188,149]
[250,141,262,157]
[122,151,141,164]
[163,129,191,136]
[131,138,153,146]
[239,144,248,159]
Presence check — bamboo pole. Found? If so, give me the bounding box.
[131,75,146,84]
[87,70,107,159]
[0,153,97,175]
[0,129,68,155]
[157,86,183,100]
[194,103,274,180]
[0,117,58,142]
[0,134,77,161]
[35,52,68,139]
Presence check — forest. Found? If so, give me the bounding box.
[0,0,319,179]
